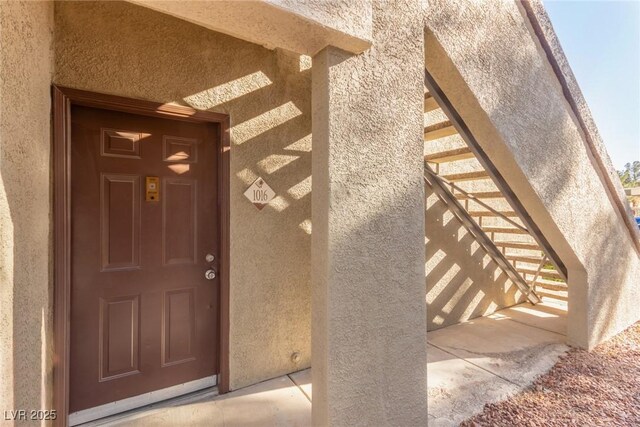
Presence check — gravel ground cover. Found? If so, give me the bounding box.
[461,321,640,426]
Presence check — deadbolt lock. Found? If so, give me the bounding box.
[205,253,215,263]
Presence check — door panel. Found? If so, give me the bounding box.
[163,178,197,265]
[162,288,196,367]
[99,295,140,381]
[70,106,219,413]
[100,174,141,271]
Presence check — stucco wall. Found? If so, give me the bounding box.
[425,185,525,331]
[127,0,371,55]
[425,0,640,348]
[0,0,54,419]
[311,1,428,424]
[267,0,372,45]
[54,0,312,390]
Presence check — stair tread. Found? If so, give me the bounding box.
[425,147,473,163]
[534,281,568,292]
[538,290,568,302]
[517,267,563,280]
[424,120,452,131]
[494,241,541,250]
[538,286,568,295]
[482,226,529,235]
[505,255,545,264]
[532,277,567,286]
[468,210,518,217]
[424,93,440,113]
[441,170,490,182]
[424,121,457,141]
[455,191,504,200]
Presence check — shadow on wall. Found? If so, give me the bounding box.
[424,0,640,347]
[53,0,312,390]
[425,184,525,331]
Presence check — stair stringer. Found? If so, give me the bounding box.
[425,171,539,331]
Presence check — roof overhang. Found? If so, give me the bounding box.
[127,0,372,56]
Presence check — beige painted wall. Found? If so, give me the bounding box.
[0,0,54,419]
[311,1,428,424]
[127,0,371,55]
[425,185,525,331]
[54,1,312,390]
[425,0,640,348]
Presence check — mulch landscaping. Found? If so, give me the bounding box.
[461,321,640,426]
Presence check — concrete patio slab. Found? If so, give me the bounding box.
[427,315,569,387]
[427,344,520,426]
[83,302,567,426]
[91,376,311,427]
[490,301,567,335]
[289,369,312,401]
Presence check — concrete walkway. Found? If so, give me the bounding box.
[86,301,567,426]
[426,300,567,426]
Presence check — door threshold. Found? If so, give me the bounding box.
[70,375,218,426]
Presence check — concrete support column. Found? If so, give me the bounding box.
[311,2,427,425]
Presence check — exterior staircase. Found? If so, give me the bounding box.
[424,73,568,305]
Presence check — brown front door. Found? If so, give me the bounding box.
[69,105,219,412]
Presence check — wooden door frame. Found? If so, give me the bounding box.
[52,86,231,426]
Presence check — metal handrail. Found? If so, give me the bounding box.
[530,254,549,290]
[424,166,528,232]
[424,167,540,304]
